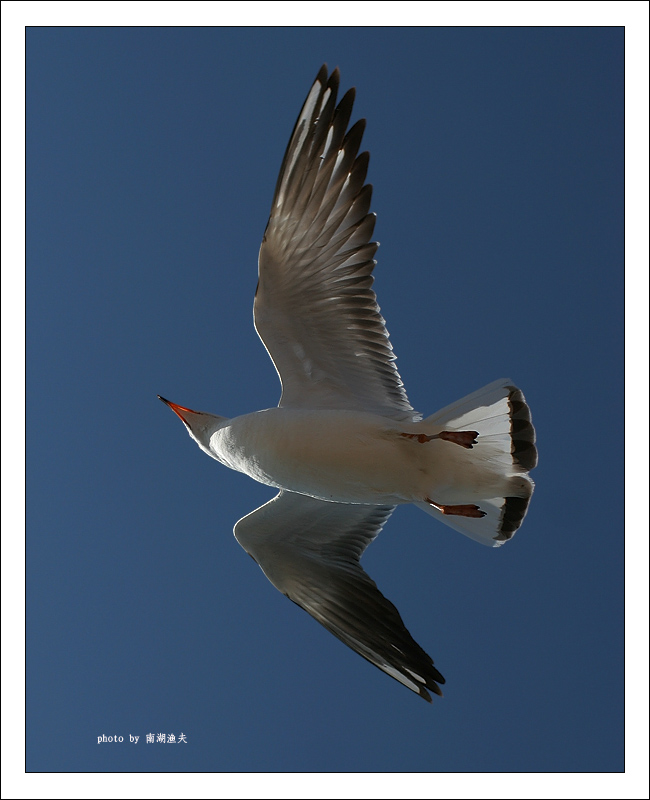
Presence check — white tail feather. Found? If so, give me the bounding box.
[419,379,537,547]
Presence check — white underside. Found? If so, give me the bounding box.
[207,405,527,508]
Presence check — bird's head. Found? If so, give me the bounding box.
[158,396,227,457]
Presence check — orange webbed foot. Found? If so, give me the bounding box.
[438,430,479,449]
[400,430,479,448]
[425,499,486,518]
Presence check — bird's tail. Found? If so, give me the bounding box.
[414,379,537,547]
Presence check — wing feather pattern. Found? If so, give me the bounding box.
[234,491,445,702]
[256,65,417,421]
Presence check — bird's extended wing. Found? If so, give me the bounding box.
[256,65,418,421]
[234,491,445,702]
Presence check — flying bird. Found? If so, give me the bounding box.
[159,65,537,702]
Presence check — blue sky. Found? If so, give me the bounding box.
[25,25,626,774]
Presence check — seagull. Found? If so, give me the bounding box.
[159,65,537,702]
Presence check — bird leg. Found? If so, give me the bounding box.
[425,498,487,518]
[399,432,437,443]
[400,430,479,449]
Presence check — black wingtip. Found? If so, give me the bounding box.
[340,86,356,105]
[327,67,340,97]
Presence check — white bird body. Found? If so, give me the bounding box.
[211,408,417,504]
[160,65,537,702]
[207,407,525,507]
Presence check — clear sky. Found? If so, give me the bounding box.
[26,26,624,773]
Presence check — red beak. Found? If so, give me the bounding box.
[158,395,200,424]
